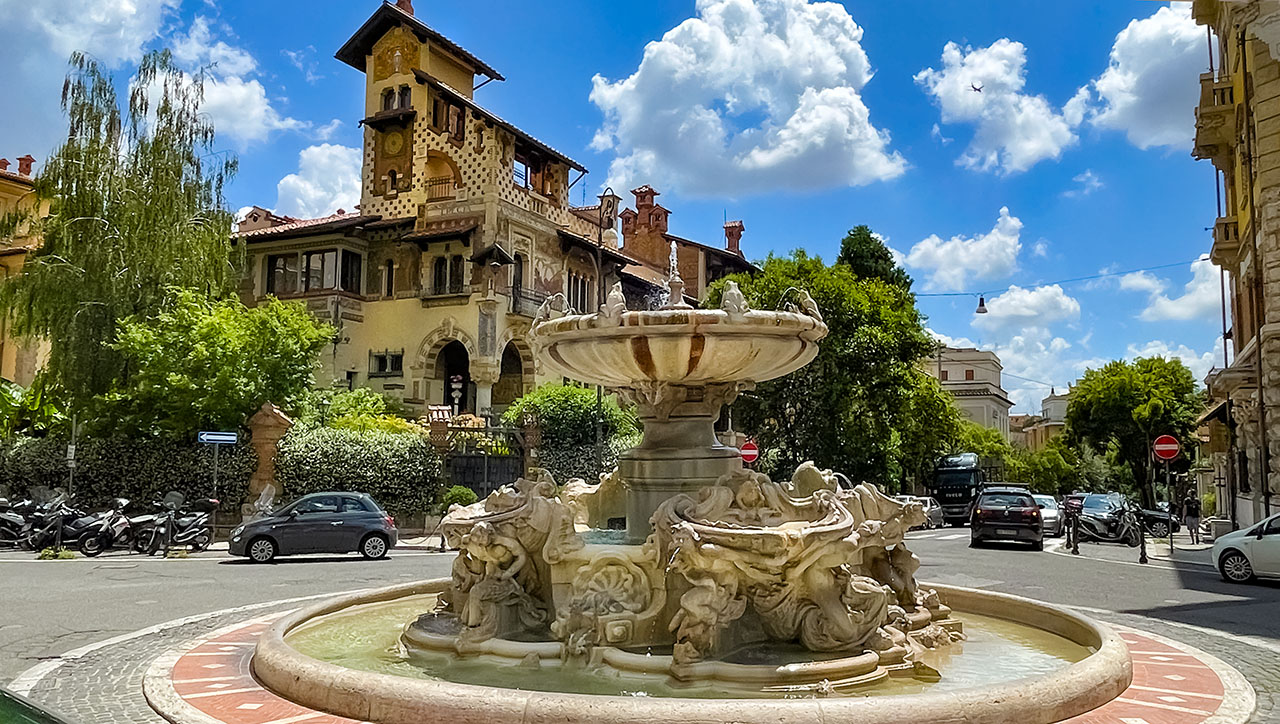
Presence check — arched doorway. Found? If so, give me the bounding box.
[493,342,524,409]
[438,340,474,413]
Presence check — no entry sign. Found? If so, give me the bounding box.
[741,440,759,465]
[1153,435,1181,461]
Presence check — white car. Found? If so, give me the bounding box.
[1213,513,1280,583]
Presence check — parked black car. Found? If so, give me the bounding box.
[228,492,398,563]
[970,486,1044,550]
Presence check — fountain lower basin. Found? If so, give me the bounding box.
[252,579,1131,724]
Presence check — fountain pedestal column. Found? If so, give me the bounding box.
[618,384,746,540]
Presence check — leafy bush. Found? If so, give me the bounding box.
[1203,490,1217,518]
[437,484,479,513]
[330,413,426,435]
[275,426,444,516]
[501,384,639,483]
[0,435,255,514]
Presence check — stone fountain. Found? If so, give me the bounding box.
[249,244,1133,723]
[401,255,962,691]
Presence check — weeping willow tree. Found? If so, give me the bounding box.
[0,51,241,415]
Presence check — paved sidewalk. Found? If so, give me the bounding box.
[1052,530,1215,568]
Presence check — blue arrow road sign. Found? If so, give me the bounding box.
[198,431,239,445]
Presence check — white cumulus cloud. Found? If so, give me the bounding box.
[1088,2,1205,150]
[915,39,1080,174]
[903,207,1023,291]
[589,0,905,196]
[1132,256,1223,322]
[0,0,178,159]
[1127,338,1222,381]
[972,284,1081,336]
[275,144,362,219]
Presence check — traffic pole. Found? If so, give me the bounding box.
[1167,459,1174,556]
[211,442,220,546]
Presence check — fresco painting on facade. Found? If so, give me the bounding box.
[233,1,754,423]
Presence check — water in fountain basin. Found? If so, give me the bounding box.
[285,594,1094,700]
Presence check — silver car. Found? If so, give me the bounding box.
[896,495,945,529]
[1033,495,1063,537]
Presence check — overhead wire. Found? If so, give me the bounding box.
[914,257,1208,298]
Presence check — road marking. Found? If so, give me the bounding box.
[939,533,966,540]
[260,713,327,724]
[1129,685,1223,700]
[184,686,263,699]
[1114,697,1214,716]
[7,587,373,696]
[172,676,239,684]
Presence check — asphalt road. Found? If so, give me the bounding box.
[0,549,455,684]
[1,530,1278,689]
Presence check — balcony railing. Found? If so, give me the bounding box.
[509,287,546,317]
[1211,216,1240,265]
[425,175,457,202]
[1193,72,1236,162]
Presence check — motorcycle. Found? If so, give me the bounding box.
[20,495,99,552]
[1077,499,1143,547]
[137,492,218,555]
[0,496,39,547]
[77,498,133,557]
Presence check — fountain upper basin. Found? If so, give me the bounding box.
[533,307,827,389]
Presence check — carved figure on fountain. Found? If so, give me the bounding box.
[438,477,582,643]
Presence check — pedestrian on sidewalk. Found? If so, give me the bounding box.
[1183,492,1201,545]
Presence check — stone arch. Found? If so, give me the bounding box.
[424,150,463,186]
[497,332,537,388]
[417,320,478,379]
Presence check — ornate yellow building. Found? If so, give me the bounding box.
[0,154,46,385]
[236,0,753,419]
[1193,0,1280,526]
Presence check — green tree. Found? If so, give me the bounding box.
[706,250,953,488]
[100,290,332,437]
[893,373,963,491]
[836,225,912,289]
[501,384,640,482]
[0,51,240,414]
[1065,357,1200,506]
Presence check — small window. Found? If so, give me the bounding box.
[448,104,464,141]
[433,257,448,294]
[513,158,529,188]
[265,253,297,295]
[303,250,338,292]
[449,255,464,294]
[371,351,404,377]
[965,369,975,381]
[387,169,398,193]
[398,85,411,110]
[432,96,446,129]
[940,370,948,381]
[381,88,395,111]
[382,259,395,297]
[340,250,362,294]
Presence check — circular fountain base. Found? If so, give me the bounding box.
[251,579,1133,724]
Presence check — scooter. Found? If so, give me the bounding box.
[137,492,218,555]
[1077,499,1142,547]
[20,495,97,551]
[0,496,39,547]
[78,498,133,557]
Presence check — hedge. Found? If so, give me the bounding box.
[274,427,445,517]
[0,436,255,514]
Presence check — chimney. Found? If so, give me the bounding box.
[724,220,745,255]
[17,155,35,177]
[0,159,8,172]
[395,0,414,15]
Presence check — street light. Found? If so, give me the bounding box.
[975,295,989,314]
[318,397,331,426]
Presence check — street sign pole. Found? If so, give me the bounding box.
[198,431,238,547]
[212,442,220,542]
[1167,459,1174,557]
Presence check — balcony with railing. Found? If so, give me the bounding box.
[1193,72,1236,164]
[425,175,457,202]
[1210,216,1240,265]
[508,287,546,317]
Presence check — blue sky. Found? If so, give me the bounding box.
[0,0,1224,411]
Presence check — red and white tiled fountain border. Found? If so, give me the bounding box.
[143,614,1256,724]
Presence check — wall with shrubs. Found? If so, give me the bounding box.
[274,427,444,517]
[0,436,255,514]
